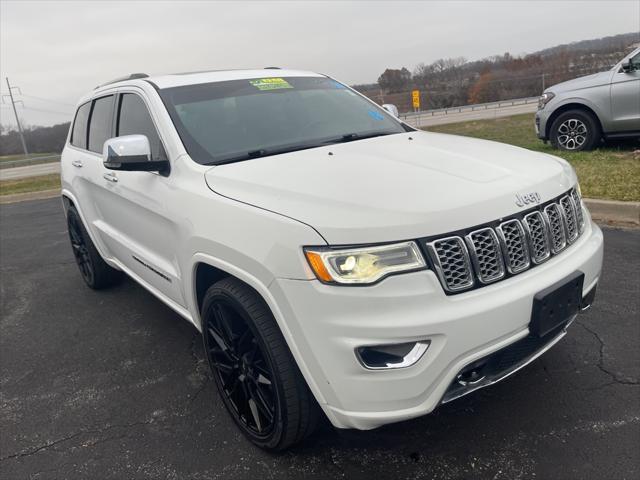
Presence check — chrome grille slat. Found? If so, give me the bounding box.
[423,187,584,294]
[569,188,585,234]
[426,236,474,292]
[543,203,567,254]
[496,219,530,274]
[465,228,505,283]
[559,195,579,243]
[522,211,551,264]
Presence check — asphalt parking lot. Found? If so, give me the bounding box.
[1,198,639,479]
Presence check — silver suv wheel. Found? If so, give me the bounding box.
[549,109,601,152]
[556,118,587,150]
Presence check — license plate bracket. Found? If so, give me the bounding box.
[530,271,584,337]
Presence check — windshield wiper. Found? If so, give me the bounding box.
[211,143,324,165]
[206,131,399,165]
[322,131,396,145]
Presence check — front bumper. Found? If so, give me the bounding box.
[269,219,603,430]
[536,109,549,140]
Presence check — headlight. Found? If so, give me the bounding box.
[538,92,555,109]
[304,241,426,285]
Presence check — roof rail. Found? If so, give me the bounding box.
[264,66,281,69]
[95,73,149,89]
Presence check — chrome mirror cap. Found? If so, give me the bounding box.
[382,103,399,117]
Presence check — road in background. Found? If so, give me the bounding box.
[1,198,638,480]
[402,98,539,128]
[0,161,60,180]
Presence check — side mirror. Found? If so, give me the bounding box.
[621,60,632,72]
[103,135,169,173]
[382,104,399,117]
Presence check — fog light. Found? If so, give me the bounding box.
[356,341,430,370]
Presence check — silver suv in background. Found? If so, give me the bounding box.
[536,47,640,151]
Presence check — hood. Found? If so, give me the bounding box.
[205,132,576,244]
[546,70,612,94]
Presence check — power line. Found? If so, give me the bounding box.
[0,102,71,117]
[0,98,72,113]
[22,106,73,116]
[20,94,76,108]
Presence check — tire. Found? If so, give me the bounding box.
[201,277,319,451]
[549,109,601,151]
[66,205,122,289]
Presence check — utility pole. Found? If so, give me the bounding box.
[5,77,29,158]
[541,73,546,92]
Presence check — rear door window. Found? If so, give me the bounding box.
[117,93,166,161]
[70,102,91,149]
[87,95,114,153]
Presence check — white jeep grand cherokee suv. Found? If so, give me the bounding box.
[62,69,603,451]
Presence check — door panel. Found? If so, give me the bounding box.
[64,147,102,243]
[610,53,640,132]
[89,91,185,307]
[91,170,185,306]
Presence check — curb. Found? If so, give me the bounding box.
[0,189,60,205]
[584,198,640,226]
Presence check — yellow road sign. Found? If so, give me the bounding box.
[412,90,420,109]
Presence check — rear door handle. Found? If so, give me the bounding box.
[71,160,83,168]
[103,172,118,183]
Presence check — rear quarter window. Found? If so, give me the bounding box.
[87,95,115,153]
[70,102,91,149]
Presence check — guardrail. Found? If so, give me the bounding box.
[0,154,61,170]
[399,96,539,120]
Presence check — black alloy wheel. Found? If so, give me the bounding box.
[66,205,122,289]
[205,297,277,437]
[201,277,319,450]
[68,209,95,285]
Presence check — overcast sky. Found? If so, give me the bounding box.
[1,0,638,127]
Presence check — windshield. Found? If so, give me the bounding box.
[159,76,409,165]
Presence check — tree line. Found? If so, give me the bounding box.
[355,32,639,113]
[0,123,70,156]
[1,32,638,156]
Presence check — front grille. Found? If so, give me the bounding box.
[522,211,550,264]
[570,189,585,233]
[543,203,567,254]
[423,188,584,294]
[560,195,579,243]
[466,228,505,283]
[497,219,530,273]
[426,237,474,292]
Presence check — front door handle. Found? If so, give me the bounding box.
[71,160,83,168]
[103,172,118,183]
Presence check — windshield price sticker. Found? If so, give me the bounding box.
[249,78,294,91]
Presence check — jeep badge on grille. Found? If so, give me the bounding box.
[515,192,541,208]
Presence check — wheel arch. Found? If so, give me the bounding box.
[194,261,230,318]
[189,253,330,407]
[61,191,77,218]
[545,102,603,139]
[190,255,275,331]
[62,193,74,210]
[61,188,119,271]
